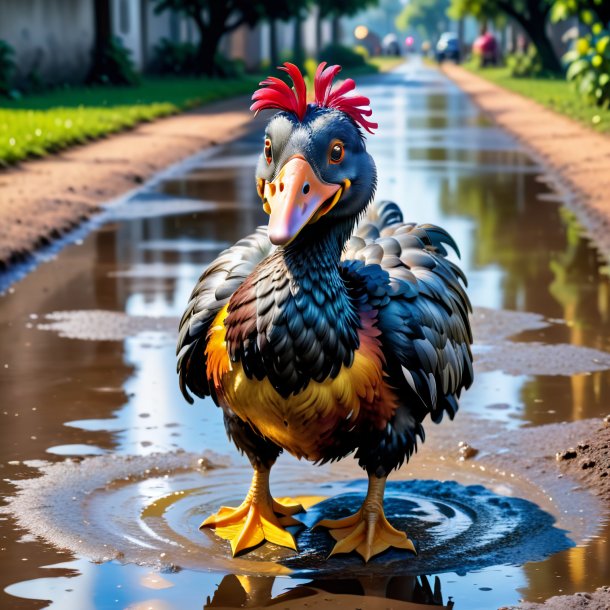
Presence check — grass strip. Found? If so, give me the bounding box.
[0,76,261,166]
[462,64,610,134]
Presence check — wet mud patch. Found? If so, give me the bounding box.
[474,342,610,376]
[36,306,610,376]
[2,451,572,579]
[37,310,178,341]
[471,307,610,376]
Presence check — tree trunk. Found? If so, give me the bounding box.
[87,0,112,83]
[331,15,340,45]
[530,26,562,73]
[269,18,279,67]
[197,30,222,76]
[316,10,323,57]
[293,15,304,68]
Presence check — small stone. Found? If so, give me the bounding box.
[458,442,478,460]
[603,414,610,428]
[577,442,590,450]
[556,449,577,461]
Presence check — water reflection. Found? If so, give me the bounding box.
[205,574,453,608]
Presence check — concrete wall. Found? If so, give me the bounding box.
[0,0,94,86]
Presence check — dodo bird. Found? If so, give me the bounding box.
[177,62,473,561]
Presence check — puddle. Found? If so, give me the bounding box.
[1,59,610,609]
[2,452,573,575]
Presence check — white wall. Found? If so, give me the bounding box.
[0,0,94,85]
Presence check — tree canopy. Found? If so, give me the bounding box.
[551,0,610,27]
[395,0,450,41]
[152,0,302,75]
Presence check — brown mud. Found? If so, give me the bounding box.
[442,64,610,267]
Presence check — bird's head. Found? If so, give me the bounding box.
[251,62,377,246]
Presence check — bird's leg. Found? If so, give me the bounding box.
[314,474,416,562]
[200,465,304,556]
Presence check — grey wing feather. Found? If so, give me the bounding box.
[344,199,473,424]
[176,226,273,403]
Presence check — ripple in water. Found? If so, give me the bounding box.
[2,452,572,577]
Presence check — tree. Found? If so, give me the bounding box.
[396,0,451,41]
[153,0,293,76]
[316,0,380,45]
[551,0,610,28]
[449,0,562,72]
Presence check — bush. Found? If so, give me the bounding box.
[506,47,544,78]
[0,40,15,96]
[214,53,245,78]
[318,44,367,69]
[151,38,199,75]
[564,23,610,107]
[89,37,139,86]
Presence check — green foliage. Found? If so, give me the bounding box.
[506,48,544,77]
[564,24,610,106]
[464,64,610,131]
[151,38,199,75]
[396,0,450,40]
[550,0,610,27]
[152,0,304,76]
[90,36,139,86]
[0,75,261,166]
[316,0,378,19]
[319,44,368,68]
[0,40,15,96]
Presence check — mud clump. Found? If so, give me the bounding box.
[504,586,610,609]
[557,420,610,504]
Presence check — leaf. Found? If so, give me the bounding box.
[566,58,590,81]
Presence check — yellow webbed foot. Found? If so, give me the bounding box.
[314,475,416,562]
[201,468,304,556]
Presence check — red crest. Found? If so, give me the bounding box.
[250,62,378,134]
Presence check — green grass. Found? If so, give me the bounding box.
[0,76,261,166]
[463,64,610,133]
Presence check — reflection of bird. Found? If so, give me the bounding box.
[177,62,473,561]
[205,573,453,609]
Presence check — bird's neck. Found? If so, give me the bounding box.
[282,217,355,283]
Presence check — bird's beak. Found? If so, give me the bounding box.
[262,156,342,246]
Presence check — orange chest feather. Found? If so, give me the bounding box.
[205,305,398,461]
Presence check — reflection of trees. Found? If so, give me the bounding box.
[438,168,566,316]
[439,167,610,422]
[521,532,610,603]
[205,573,453,608]
[548,208,610,351]
[517,207,610,424]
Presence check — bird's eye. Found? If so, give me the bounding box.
[264,138,272,165]
[329,141,345,164]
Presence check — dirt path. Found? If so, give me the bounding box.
[442,64,610,265]
[0,96,255,270]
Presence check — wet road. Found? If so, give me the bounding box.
[1,60,610,609]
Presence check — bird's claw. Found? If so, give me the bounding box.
[315,506,416,562]
[201,496,304,556]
